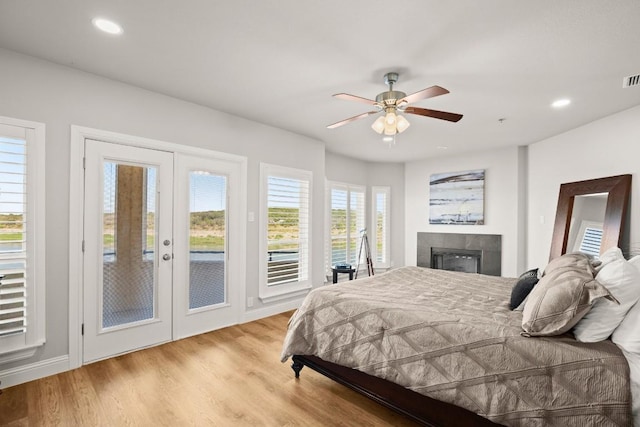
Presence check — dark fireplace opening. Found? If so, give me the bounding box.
[431,247,482,274]
[418,232,501,276]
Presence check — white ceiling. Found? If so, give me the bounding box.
[1,1,639,162]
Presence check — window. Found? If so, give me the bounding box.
[327,182,365,271]
[572,220,604,258]
[259,164,312,301]
[0,117,45,361]
[371,186,390,269]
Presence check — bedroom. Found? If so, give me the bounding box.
[1,1,640,425]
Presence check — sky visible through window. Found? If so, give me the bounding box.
[0,136,25,215]
[101,166,227,213]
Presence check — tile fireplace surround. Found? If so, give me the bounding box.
[417,232,502,276]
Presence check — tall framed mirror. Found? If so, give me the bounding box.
[549,174,632,260]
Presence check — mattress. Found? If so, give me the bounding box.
[281,266,632,426]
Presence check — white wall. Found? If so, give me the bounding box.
[0,48,325,374]
[405,146,527,278]
[527,104,640,270]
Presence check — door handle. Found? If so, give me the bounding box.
[162,254,172,261]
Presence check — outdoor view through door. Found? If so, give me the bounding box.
[188,171,226,309]
[102,162,157,328]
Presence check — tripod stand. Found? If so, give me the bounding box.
[355,229,374,279]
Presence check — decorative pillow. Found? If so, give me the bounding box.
[573,247,640,342]
[612,255,640,353]
[522,253,616,337]
[509,268,539,310]
[542,252,596,277]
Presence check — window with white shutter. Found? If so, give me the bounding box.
[0,117,45,361]
[327,182,365,271]
[371,186,390,269]
[259,164,312,301]
[572,220,604,258]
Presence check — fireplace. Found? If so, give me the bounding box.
[431,247,482,274]
[417,232,502,276]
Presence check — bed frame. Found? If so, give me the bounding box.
[291,355,501,427]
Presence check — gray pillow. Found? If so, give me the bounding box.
[509,268,539,310]
[522,253,617,337]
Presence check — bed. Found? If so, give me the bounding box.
[281,266,633,426]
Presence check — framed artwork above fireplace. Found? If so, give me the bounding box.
[429,169,485,225]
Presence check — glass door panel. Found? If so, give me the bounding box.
[189,172,227,309]
[102,162,157,328]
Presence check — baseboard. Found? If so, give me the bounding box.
[242,297,304,323]
[0,355,70,389]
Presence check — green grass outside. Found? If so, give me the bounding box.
[0,232,23,241]
[102,234,224,251]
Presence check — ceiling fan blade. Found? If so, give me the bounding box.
[404,106,463,122]
[327,111,379,129]
[398,85,449,105]
[333,93,378,105]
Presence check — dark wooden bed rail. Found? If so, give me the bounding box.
[291,355,502,427]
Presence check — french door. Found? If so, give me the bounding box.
[83,139,240,363]
[172,154,239,339]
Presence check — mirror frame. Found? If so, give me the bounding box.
[549,174,632,260]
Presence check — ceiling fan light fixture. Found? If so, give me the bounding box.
[396,114,410,133]
[371,116,385,134]
[328,72,462,143]
[385,111,397,125]
[384,122,396,135]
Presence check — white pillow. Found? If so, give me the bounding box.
[612,255,640,352]
[573,248,640,342]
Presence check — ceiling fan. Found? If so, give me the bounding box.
[327,72,463,136]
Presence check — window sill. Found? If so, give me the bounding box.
[0,340,45,364]
[259,286,311,304]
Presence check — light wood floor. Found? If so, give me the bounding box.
[0,311,418,426]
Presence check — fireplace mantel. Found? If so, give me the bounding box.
[417,232,502,276]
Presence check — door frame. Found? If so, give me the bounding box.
[69,125,247,369]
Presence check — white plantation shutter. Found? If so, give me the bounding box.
[350,188,365,263]
[329,187,348,267]
[579,227,603,257]
[267,175,310,285]
[371,186,390,268]
[571,220,604,258]
[260,164,312,301]
[0,134,27,338]
[0,273,27,337]
[0,118,45,359]
[327,183,365,270]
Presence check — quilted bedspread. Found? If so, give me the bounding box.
[281,266,632,426]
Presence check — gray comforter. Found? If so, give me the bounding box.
[281,266,631,426]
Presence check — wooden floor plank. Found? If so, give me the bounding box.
[0,311,418,426]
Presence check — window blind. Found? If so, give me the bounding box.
[579,227,603,257]
[267,175,309,286]
[373,188,389,265]
[0,135,27,338]
[328,184,365,268]
[330,188,348,266]
[349,189,365,263]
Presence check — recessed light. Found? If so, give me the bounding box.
[551,98,571,109]
[436,146,448,150]
[92,18,123,35]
